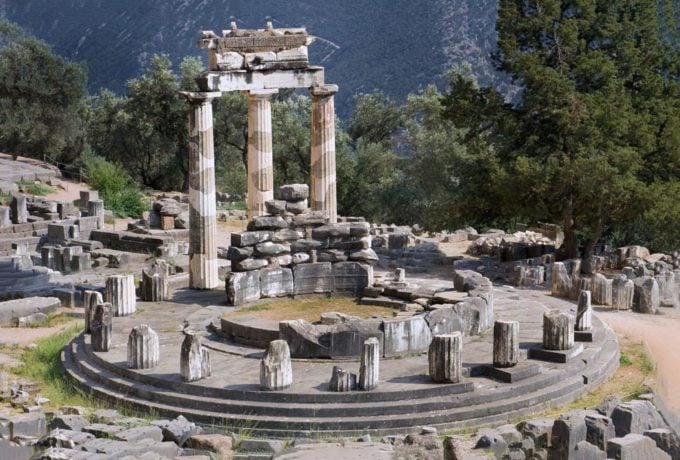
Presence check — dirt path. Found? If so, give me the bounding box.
[596,307,680,413]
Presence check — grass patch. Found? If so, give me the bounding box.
[16,179,54,196]
[224,297,397,323]
[530,336,654,419]
[217,201,247,211]
[12,323,101,408]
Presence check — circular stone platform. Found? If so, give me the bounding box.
[61,277,619,438]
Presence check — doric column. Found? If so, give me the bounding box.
[310,85,339,223]
[247,89,277,219]
[181,91,221,289]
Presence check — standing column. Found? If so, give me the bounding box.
[181,91,221,289]
[309,84,339,224]
[247,90,277,219]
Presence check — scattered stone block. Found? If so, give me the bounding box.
[585,413,616,452]
[428,333,462,383]
[185,434,233,459]
[91,303,113,352]
[493,320,519,368]
[644,428,680,459]
[105,274,136,316]
[127,325,160,369]
[114,425,163,443]
[328,365,357,392]
[607,433,671,459]
[180,333,211,382]
[50,414,88,432]
[260,339,293,391]
[161,415,202,447]
[359,337,379,391]
[633,276,660,314]
[10,195,27,224]
[424,305,465,336]
[611,400,666,437]
[10,412,47,439]
[278,184,309,201]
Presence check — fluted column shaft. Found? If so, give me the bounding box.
[247,90,276,219]
[310,85,338,224]
[182,91,220,289]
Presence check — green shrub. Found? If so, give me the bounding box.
[83,154,146,218]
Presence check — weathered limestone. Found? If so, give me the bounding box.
[428,333,462,383]
[180,332,211,382]
[591,274,612,306]
[87,199,105,230]
[10,194,27,224]
[493,320,519,368]
[358,337,380,391]
[310,84,338,223]
[612,276,634,310]
[91,303,113,352]
[182,92,220,289]
[83,290,103,334]
[259,340,293,391]
[0,206,10,228]
[576,290,592,331]
[552,262,572,298]
[141,268,167,302]
[633,276,660,314]
[247,90,276,218]
[127,325,159,369]
[328,365,356,392]
[543,310,574,350]
[105,274,136,316]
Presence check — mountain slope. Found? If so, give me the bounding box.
[0,0,502,116]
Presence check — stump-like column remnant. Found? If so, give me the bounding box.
[260,339,292,391]
[359,337,380,391]
[180,332,211,382]
[428,333,462,383]
[247,90,276,219]
[543,310,574,350]
[10,194,27,224]
[612,276,634,310]
[141,268,167,302]
[105,274,136,316]
[180,91,220,290]
[91,303,113,352]
[329,366,356,392]
[310,84,338,224]
[83,290,103,334]
[551,262,572,298]
[576,290,592,331]
[493,320,519,368]
[127,325,159,369]
[87,199,105,229]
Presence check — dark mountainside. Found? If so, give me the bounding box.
[0,0,502,116]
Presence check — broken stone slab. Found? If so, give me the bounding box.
[50,414,88,432]
[349,248,379,263]
[161,415,202,447]
[358,337,380,391]
[633,276,660,314]
[9,412,47,439]
[14,312,48,328]
[286,199,308,214]
[644,428,680,459]
[260,267,294,298]
[180,333,211,382]
[550,410,598,460]
[82,423,123,438]
[611,400,666,437]
[127,325,160,370]
[265,199,287,215]
[260,339,293,391]
[493,320,519,368]
[424,305,466,336]
[383,315,433,357]
[279,319,329,359]
[607,433,671,459]
[293,262,333,295]
[328,365,357,392]
[91,303,113,352]
[326,319,384,359]
[105,274,136,317]
[38,428,95,449]
[232,257,269,272]
[519,418,554,450]
[0,206,10,228]
[226,270,261,305]
[332,261,373,294]
[114,425,163,443]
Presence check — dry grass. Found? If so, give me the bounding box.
[534,334,653,419]
[224,297,397,323]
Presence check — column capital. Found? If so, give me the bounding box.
[309,84,339,98]
[180,91,221,104]
[248,89,278,100]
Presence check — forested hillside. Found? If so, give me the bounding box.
[0,0,503,115]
